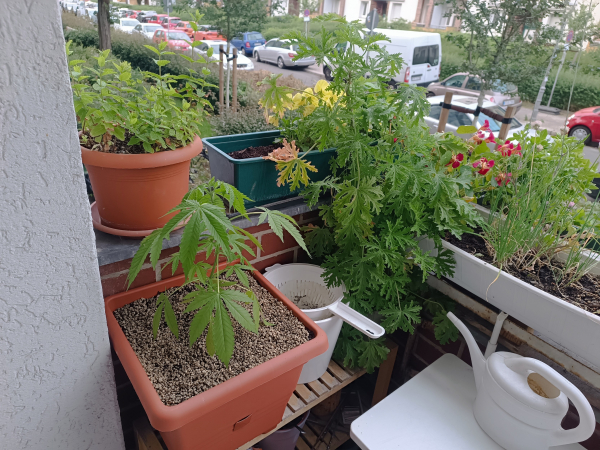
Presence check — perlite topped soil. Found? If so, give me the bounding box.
[114,275,310,406]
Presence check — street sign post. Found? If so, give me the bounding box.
[304,9,310,37]
[365,9,379,32]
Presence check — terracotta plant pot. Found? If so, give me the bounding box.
[105,266,328,450]
[81,137,203,232]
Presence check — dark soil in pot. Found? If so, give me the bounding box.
[114,274,311,406]
[446,231,600,316]
[228,144,281,159]
[80,130,185,154]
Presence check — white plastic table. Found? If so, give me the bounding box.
[350,353,585,450]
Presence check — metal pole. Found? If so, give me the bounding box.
[531,1,576,121]
[218,44,224,112]
[547,44,569,107]
[232,48,238,113]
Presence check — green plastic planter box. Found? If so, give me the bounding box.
[203,130,336,207]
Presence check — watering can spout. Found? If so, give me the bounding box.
[447,312,486,391]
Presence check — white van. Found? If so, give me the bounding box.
[323,29,442,88]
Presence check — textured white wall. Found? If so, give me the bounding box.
[0,1,125,449]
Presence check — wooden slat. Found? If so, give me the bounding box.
[296,434,312,450]
[307,379,328,397]
[300,423,320,448]
[304,421,350,450]
[288,392,306,412]
[295,384,318,404]
[437,92,453,132]
[319,370,340,389]
[283,406,294,420]
[133,418,163,450]
[372,340,399,406]
[327,360,350,382]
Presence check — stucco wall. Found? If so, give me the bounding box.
[0,1,124,449]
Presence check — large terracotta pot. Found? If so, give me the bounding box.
[81,137,203,232]
[105,265,328,450]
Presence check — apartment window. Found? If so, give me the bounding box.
[389,3,402,20]
[419,2,430,24]
[360,1,370,17]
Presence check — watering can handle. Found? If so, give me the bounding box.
[505,357,595,447]
[327,302,385,339]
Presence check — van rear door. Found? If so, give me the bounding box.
[411,43,440,85]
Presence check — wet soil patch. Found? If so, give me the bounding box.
[446,230,600,316]
[80,131,184,155]
[228,144,280,159]
[114,274,310,406]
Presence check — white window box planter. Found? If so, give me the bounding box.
[420,237,600,370]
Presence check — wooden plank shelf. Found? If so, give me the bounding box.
[134,342,398,450]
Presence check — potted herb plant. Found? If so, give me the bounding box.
[105,180,327,450]
[68,40,212,235]
[423,131,600,368]
[202,80,339,207]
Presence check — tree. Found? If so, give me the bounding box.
[98,0,111,50]
[447,0,564,124]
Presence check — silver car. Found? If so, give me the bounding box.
[253,39,315,69]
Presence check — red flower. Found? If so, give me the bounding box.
[473,157,495,175]
[498,140,522,157]
[446,153,464,169]
[393,137,398,143]
[479,120,491,132]
[472,130,496,145]
[495,172,512,186]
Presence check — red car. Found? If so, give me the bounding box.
[161,16,182,29]
[125,10,141,19]
[192,25,225,42]
[175,21,194,39]
[566,106,600,145]
[152,29,191,52]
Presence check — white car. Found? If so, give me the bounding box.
[198,40,255,71]
[114,18,140,34]
[133,23,164,39]
[424,95,527,139]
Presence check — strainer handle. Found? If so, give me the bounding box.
[327,302,385,339]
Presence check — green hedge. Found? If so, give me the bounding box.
[63,28,253,109]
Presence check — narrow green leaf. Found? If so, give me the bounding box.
[144,45,161,55]
[113,126,125,141]
[183,290,218,312]
[127,229,161,287]
[163,297,179,339]
[213,301,235,366]
[205,318,215,356]
[189,305,213,346]
[179,212,204,278]
[222,292,257,333]
[152,303,164,339]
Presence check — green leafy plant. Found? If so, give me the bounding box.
[67,20,214,154]
[127,179,309,366]
[260,17,483,372]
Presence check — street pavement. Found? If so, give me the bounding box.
[252,59,324,86]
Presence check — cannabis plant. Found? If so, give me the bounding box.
[127,179,308,366]
[260,17,482,371]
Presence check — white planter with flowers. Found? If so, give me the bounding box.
[421,236,600,370]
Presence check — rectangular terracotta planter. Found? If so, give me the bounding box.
[420,237,600,370]
[105,268,328,450]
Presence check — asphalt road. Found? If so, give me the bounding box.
[251,59,324,86]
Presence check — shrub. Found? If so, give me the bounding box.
[262,15,342,41]
[209,107,274,136]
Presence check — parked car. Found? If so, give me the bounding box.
[323,29,441,88]
[198,40,255,71]
[175,21,195,38]
[84,7,97,22]
[137,11,157,22]
[566,107,600,145]
[427,73,522,112]
[152,29,191,52]
[231,32,266,56]
[253,39,315,69]
[144,14,168,25]
[192,25,225,41]
[114,18,140,34]
[125,10,141,19]
[424,95,526,138]
[133,23,164,40]
[161,16,181,29]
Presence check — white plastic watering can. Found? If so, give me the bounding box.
[447,312,595,450]
[265,264,385,383]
